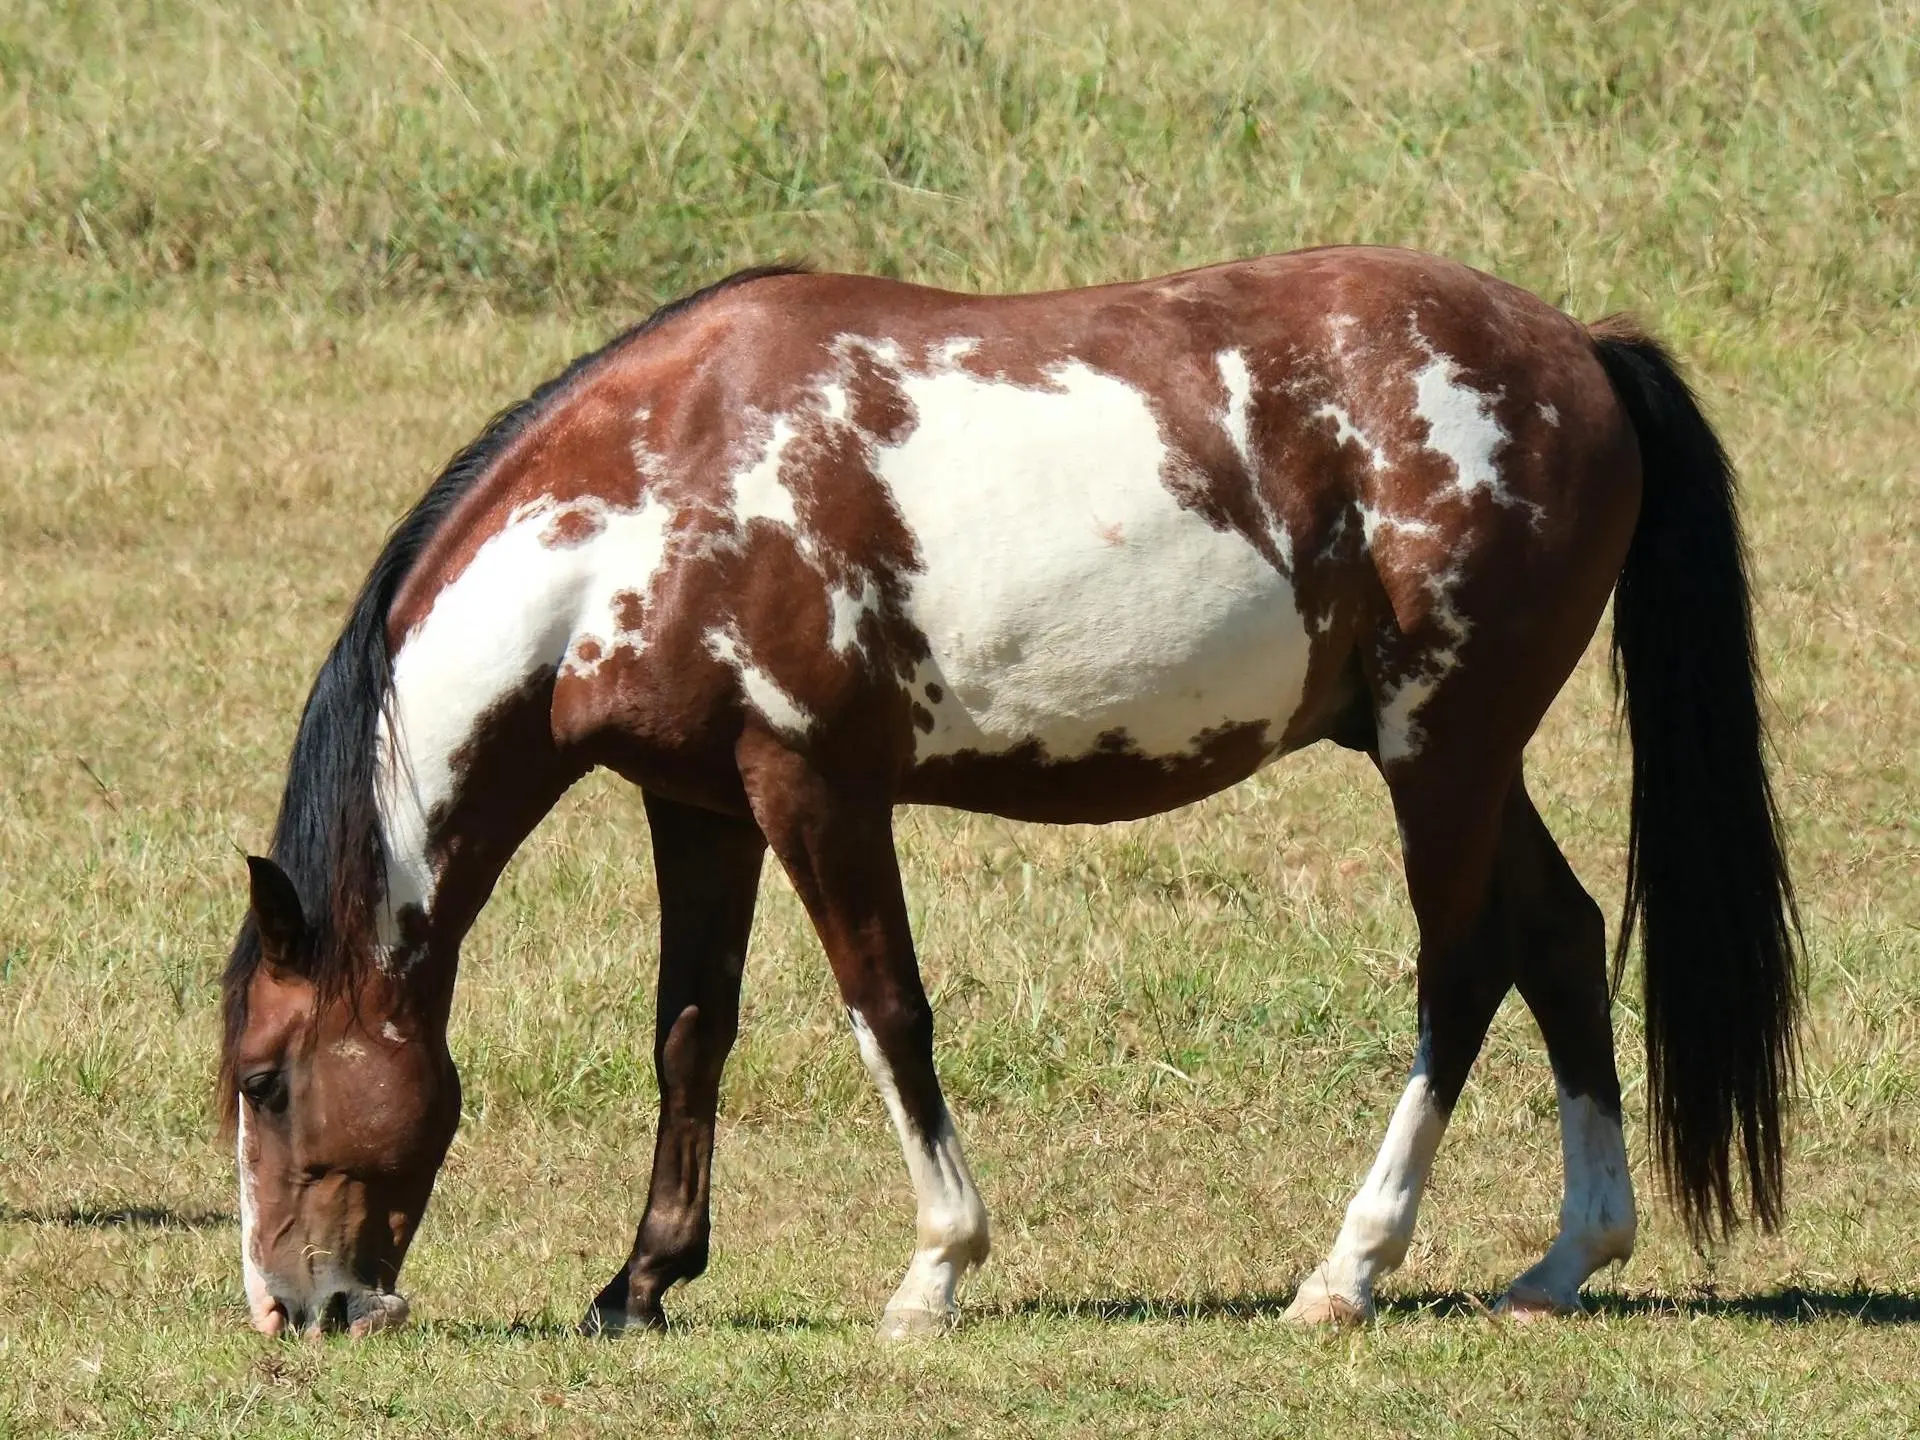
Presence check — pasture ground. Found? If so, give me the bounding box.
[2,1,1916,1434]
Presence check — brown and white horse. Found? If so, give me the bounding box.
[220,249,1799,1339]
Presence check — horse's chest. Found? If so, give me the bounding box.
[871,361,1313,764]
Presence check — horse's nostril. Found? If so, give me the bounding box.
[318,1291,351,1332]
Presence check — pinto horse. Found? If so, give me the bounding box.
[220,249,1799,1339]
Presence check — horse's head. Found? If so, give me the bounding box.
[223,856,461,1337]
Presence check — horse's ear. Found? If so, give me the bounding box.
[246,855,308,964]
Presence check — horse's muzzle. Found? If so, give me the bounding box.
[253,1283,410,1339]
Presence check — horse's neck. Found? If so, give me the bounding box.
[374,543,586,957]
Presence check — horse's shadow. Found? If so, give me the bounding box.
[443,1287,1920,1337]
[0,1203,233,1230]
[1006,1286,1920,1327]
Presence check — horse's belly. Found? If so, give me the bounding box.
[874,358,1313,766]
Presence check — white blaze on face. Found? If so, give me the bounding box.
[871,358,1312,763]
[236,1107,274,1324]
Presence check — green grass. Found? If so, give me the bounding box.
[3,1,1918,1435]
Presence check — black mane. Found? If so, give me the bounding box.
[218,264,806,1120]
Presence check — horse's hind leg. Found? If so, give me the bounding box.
[738,740,989,1339]
[1285,757,1518,1324]
[1495,785,1636,1315]
[584,793,766,1334]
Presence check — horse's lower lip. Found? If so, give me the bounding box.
[345,1290,410,1339]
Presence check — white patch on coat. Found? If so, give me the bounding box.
[331,1037,368,1061]
[378,493,677,926]
[380,1021,408,1045]
[847,1009,989,1321]
[869,359,1312,763]
[837,333,904,369]
[820,382,851,425]
[1425,568,1471,649]
[629,407,667,483]
[1289,1031,1447,1315]
[1314,403,1387,471]
[704,628,813,736]
[1216,350,1256,471]
[1214,350,1297,567]
[1503,1088,1637,1309]
[237,1108,274,1323]
[827,575,879,654]
[1410,342,1509,501]
[732,414,802,530]
[1537,401,1560,427]
[1355,504,1437,549]
[1376,673,1440,766]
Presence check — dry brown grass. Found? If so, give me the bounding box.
[3,1,1918,1434]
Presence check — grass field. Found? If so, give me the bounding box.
[3,0,1917,1434]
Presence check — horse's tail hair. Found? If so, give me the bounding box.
[1591,315,1802,1241]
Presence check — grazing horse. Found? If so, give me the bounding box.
[219,249,1799,1339]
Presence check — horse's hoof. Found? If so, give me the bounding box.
[580,1301,666,1337]
[1494,1285,1581,1322]
[1282,1290,1368,1327]
[877,1305,955,1341]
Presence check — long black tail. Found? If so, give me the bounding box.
[1592,317,1802,1241]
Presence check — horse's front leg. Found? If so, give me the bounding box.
[741,741,989,1339]
[584,792,765,1334]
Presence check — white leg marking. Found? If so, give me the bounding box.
[1500,1087,1636,1313]
[1287,1034,1446,1321]
[236,1109,276,1329]
[848,1011,989,1335]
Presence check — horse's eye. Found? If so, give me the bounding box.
[241,1070,288,1114]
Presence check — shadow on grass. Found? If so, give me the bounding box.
[1384,1287,1920,1326]
[428,1311,843,1342]
[0,1203,233,1230]
[1005,1286,1920,1327]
